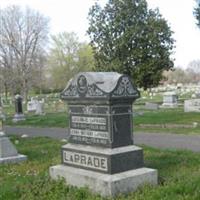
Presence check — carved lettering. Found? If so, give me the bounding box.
[63,150,108,171]
[71,116,106,125]
[70,129,109,139]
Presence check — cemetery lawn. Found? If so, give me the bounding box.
[134,108,200,134]
[5,112,68,128]
[1,136,200,200]
[5,108,200,135]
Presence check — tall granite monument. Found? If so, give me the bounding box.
[13,94,25,122]
[50,72,157,197]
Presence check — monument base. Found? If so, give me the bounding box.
[61,144,144,174]
[50,165,157,197]
[0,154,27,164]
[12,114,25,122]
[160,103,178,108]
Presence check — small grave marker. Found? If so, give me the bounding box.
[0,119,27,164]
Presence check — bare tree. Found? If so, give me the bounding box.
[187,60,200,73]
[0,6,49,100]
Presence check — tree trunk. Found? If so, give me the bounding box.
[23,78,28,103]
[4,83,8,100]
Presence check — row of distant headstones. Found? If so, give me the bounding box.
[1,90,200,113]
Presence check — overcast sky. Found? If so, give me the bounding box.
[1,0,200,69]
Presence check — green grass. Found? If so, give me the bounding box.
[5,112,68,128]
[1,136,200,199]
[5,108,200,135]
[134,108,200,134]
[134,108,200,125]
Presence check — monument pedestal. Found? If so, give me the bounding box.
[51,143,157,196]
[0,136,27,164]
[50,165,157,197]
[12,113,25,122]
[61,144,144,174]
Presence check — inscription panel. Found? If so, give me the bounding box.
[69,105,111,146]
[70,129,109,139]
[71,116,106,125]
[63,150,108,172]
[69,115,110,145]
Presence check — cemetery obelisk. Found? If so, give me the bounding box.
[50,72,157,197]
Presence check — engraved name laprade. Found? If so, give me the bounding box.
[69,105,110,145]
[63,150,108,172]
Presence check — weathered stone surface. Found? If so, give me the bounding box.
[35,101,44,115]
[68,104,133,148]
[50,72,157,197]
[184,99,200,112]
[0,136,27,164]
[61,72,140,100]
[50,165,158,197]
[13,94,25,122]
[61,143,143,174]
[0,137,18,158]
[12,114,25,122]
[162,91,178,108]
[145,102,159,110]
[27,99,38,112]
[61,72,139,147]
[0,154,27,164]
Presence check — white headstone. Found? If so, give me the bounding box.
[162,91,178,108]
[145,102,159,110]
[27,99,38,112]
[35,101,44,115]
[184,99,200,112]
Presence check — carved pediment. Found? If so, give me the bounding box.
[61,72,140,100]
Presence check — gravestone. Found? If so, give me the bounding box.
[184,99,200,112]
[50,72,157,197]
[27,98,38,112]
[145,102,159,110]
[162,91,178,108]
[0,120,27,163]
[191,93,197,99]
[196,91,200,98]
[13,94,25,122]
[35,101,44,115]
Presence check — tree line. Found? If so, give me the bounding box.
[164,60,200,85]
[0,0,199,100]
